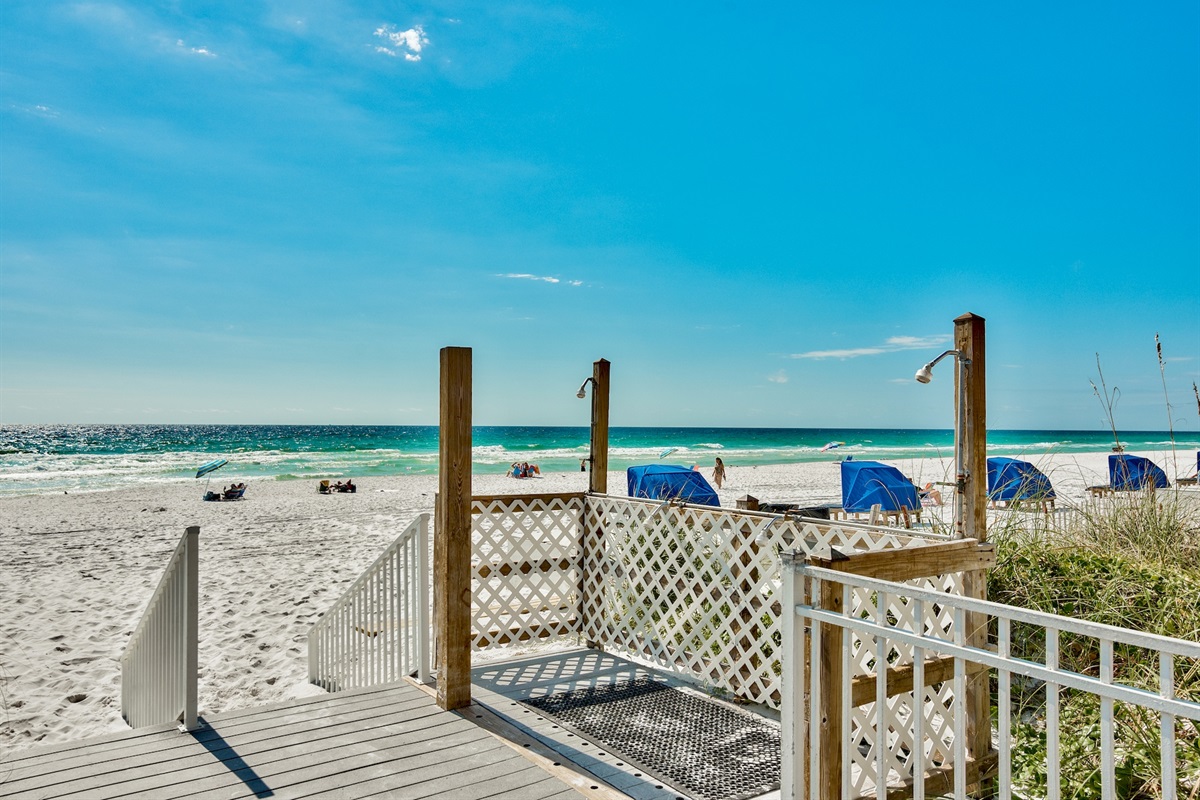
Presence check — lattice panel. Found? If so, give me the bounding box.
[470,495,585,650]
[580,496,943,710]
[842,572,966,796]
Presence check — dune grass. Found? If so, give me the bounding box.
[988,489,1200,798]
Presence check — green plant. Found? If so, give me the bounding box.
[989,497,1200,798]
[1090,354,1124,453]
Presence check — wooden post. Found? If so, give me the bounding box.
[581,358,609,646]
[588,358,610,495]
[436,346,472,711]
[955,313,987,545]
[955,313,993,788]
[817,577,844,800]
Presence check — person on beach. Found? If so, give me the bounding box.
[712,457,726,490]
[916,481,942,505]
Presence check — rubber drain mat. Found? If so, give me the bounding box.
[522,677,779,800]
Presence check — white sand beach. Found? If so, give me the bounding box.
[1,450,1190,755]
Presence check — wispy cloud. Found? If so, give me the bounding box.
[374,24,428,61]
[498,273,583,286]
[789,334,952,360]
[767,370,788,384]
[176,38,216,57]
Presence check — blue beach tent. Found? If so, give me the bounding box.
[1109,454,1169,491]
[987,457,1055,503]
[840,460,920,514]
[627,465,720,507]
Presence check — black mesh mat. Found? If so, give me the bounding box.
[523,677,779,800]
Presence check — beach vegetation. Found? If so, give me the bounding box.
[988,489,1200,798]
[1090,354,1124,453]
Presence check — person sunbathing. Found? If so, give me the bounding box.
[917,481,943,505]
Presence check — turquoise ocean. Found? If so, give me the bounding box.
[1,425,1196,496]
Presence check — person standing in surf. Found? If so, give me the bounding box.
[712,457,726,490]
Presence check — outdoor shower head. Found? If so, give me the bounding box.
[576,378,593,399]
[914,349,964,384]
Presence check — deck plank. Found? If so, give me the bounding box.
[6,687,443,796]
[2,680,585,800]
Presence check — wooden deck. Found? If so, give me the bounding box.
[1,679,592,800]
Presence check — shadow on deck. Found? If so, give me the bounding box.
[1,678,588,800]
[2,648,779,800]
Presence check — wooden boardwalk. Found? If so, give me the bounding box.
[1,680,591,800]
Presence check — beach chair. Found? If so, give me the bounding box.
[987,457,1055,513]
[1089,454,1169,496]
[318,480,331,494]
[1177,451,1199,487]
[223,486,246,500]
[839,460,921,528]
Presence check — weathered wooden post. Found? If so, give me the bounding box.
[580,358,609,647]
[817,577,844,800]
[589,358,610,495]
[435,346,472,711]
[956,312,993,788]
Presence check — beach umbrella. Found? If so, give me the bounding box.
[196,459,228,479]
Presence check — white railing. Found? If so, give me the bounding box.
[471,493,586,649]
[578,495,951,709]
[781,558,1200,799]
[308,514,431,691]
[121,525,199,731]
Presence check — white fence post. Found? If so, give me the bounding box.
[183,525,198,731]
[417,513,431,684]
[780,550,806,800]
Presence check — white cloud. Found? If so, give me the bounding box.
[176,39,216,57]
[499,273,560,284]
[789,334,951,360]
[374,24,428,61]
[884,335,948,349]
[489,273,578,286]
[767,370,788,384]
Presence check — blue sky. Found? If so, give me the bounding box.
[2,2,1197,431]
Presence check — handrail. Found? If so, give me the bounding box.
[780,557,1200,799]
[121,526,199,731]
[308,514,430,691]
[800,562,1200,659]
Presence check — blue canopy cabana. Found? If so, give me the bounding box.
[1109,454,1169,491]
[987,457,1055,503]
[627,465,719,507]
[840,460,919,514]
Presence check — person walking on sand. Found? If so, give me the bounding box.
[712,457,726,490]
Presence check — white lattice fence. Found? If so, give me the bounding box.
[578,495,953,710]
[470,493,586,649]
[839,570,968,797]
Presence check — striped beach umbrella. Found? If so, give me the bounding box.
[195,459,228,479]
